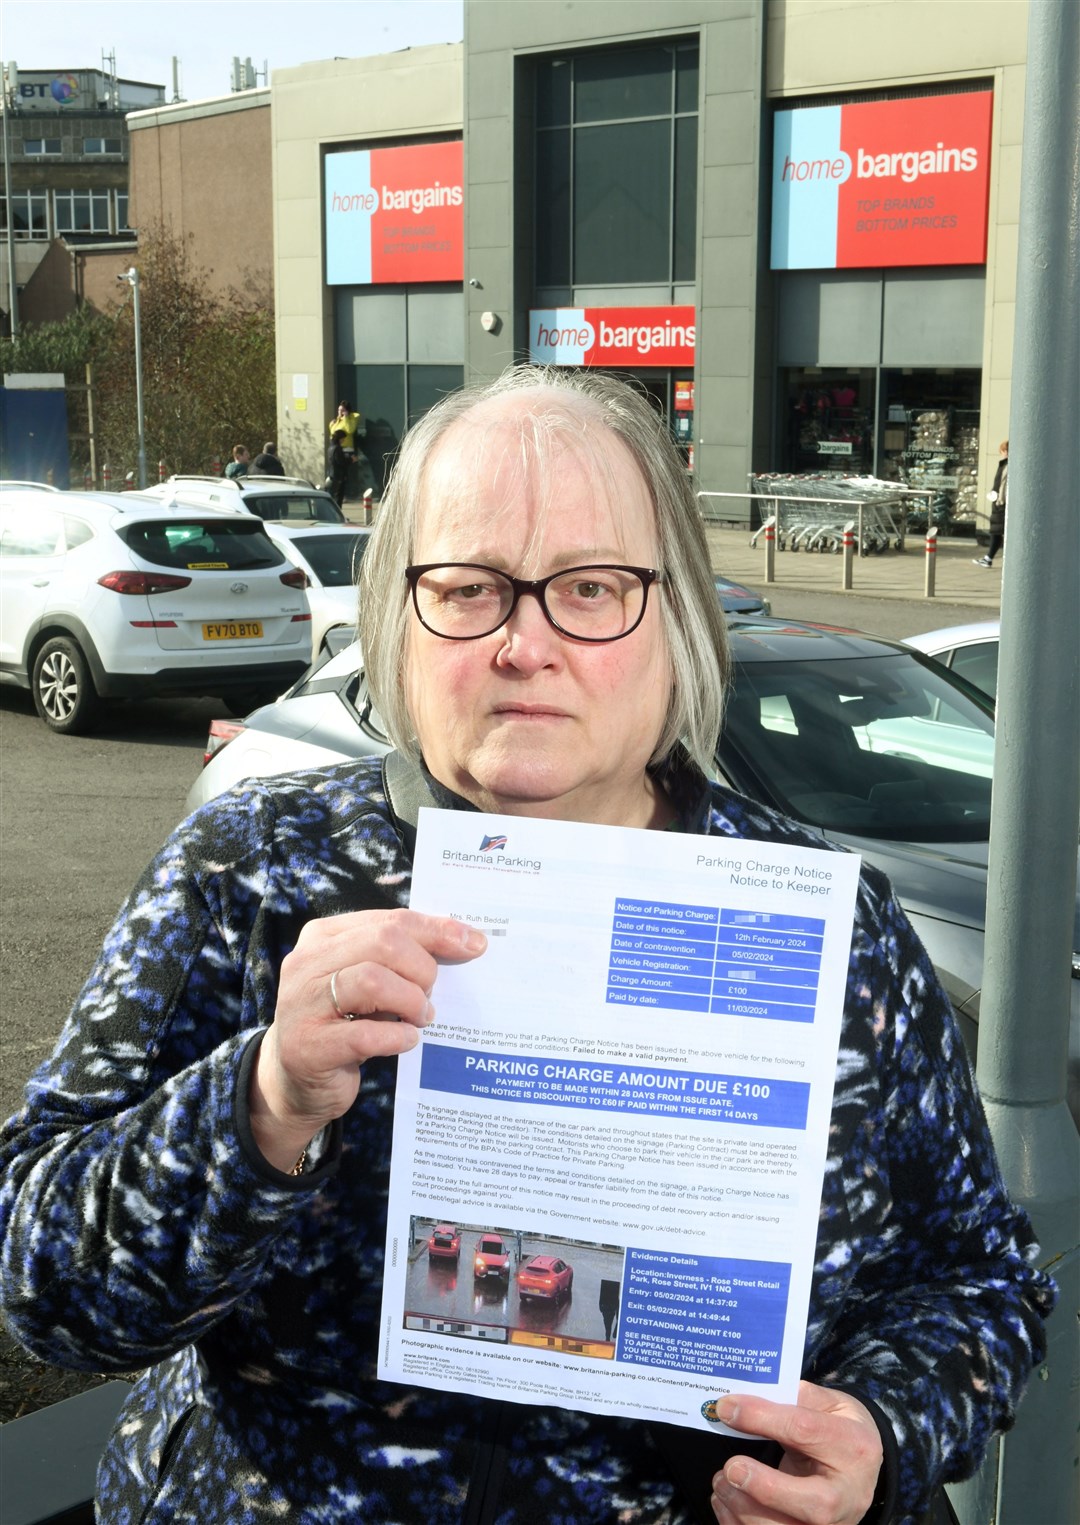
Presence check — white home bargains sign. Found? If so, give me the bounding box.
[325,141,463,284]
[771,91,993,270]
[529,307,695,367]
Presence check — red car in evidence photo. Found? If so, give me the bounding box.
[427,1224,460,1261]
[517,1254,574,1302]
[473,1233,511,1282]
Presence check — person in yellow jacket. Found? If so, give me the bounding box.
[328,400,375,500]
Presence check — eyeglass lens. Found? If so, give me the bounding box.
[411,564,649,641]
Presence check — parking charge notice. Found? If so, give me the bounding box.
[380,811,860,1436]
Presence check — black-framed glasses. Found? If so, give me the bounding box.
[404,562,660,643]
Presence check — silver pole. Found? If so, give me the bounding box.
[2,63,18,338]
[949,0,1080,1519]
[119,267,148,489]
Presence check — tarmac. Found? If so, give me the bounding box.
[704,524,1002,612]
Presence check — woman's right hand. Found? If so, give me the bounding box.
[249,910,487,1173]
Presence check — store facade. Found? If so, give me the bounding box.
[461,0,1027,529]
[271,44,463,487]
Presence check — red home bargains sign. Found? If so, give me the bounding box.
[529,307,695,367]
[772,91,993,269]
[325,140,463,284]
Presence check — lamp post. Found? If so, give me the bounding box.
[2,61,19,338]
[117,266,147,488]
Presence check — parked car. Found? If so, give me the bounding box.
[263,522,371,656]
[184,621,1080,1123]
[427,1224,460,1261]
[713,572,770,616]
[472,1233,511,1283]
[142,474,346,524]
[517,1254,573,1302]
[0,479,60,492]
[0,488,312,733]
[904,620,999,702]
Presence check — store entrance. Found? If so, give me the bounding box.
[624,369,694,467]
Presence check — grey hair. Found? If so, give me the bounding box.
[358,365,730,774]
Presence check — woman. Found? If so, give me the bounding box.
[973,440,1008,568]
[0,369,1054,1525]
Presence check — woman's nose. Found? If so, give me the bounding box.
[495,591,561,669]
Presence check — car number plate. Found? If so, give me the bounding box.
[202,621,264,640]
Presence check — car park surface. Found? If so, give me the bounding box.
[142,474,346,524]
[0,489,312,732]
[263,522,370,655]
[185,620,1080,1124]
[904,619,1000,701]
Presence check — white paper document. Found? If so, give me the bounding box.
[379,808,861,1434]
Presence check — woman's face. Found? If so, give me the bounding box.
[405,397,673,827]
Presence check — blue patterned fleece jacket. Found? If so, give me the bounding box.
[0,756,1055,1525]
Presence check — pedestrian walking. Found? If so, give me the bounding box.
[250,441,285,477]
[325,427,349,509]
[974,439,1008,567]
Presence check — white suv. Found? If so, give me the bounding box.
[143,474,346,523]
[0,490,313,733]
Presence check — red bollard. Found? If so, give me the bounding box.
[158,459,167,482]
[841,520,855,590]
[210,457,222,476]
[763,516,777,584]
[924,526,938,598]
[362,487,374,527]
[102,462,111,491]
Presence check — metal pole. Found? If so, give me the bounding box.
[923,526,937,599]
[841,520,854,590]
[128,267,148,490]
[1,63,18,338]
[763,515,776,583]
[948,1,1080,1520]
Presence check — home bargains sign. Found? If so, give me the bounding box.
[771,91,993,269]
[325,141,463,284]
[529,308,695,367]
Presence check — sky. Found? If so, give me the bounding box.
[2,0,464,103]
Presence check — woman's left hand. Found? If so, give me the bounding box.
[710,1382,883,1525]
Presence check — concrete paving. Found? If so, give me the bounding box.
[706,526,1001,613]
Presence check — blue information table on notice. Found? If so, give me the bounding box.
[606,898,824,1022]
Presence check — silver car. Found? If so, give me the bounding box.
[187,618,1080,1124]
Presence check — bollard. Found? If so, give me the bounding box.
[158,459,167,483]
[362,487,374,527]
[763,515,776,584]
[83,467,93,492]
[841,520,855,590]
[924,526,938,598]
[210,457,222,476]
[102,462,111,491]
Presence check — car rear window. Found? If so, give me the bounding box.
[293,533,369,586]
[245,494,343,524]
[123,519,286,571]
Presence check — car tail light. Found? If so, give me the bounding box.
[291,612,312,622]
[98,570,193,595]
[280,568,309,590]
[203,718,246,768]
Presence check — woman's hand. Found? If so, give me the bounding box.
[711,1382,883,1525]
[249,910,487,1172]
